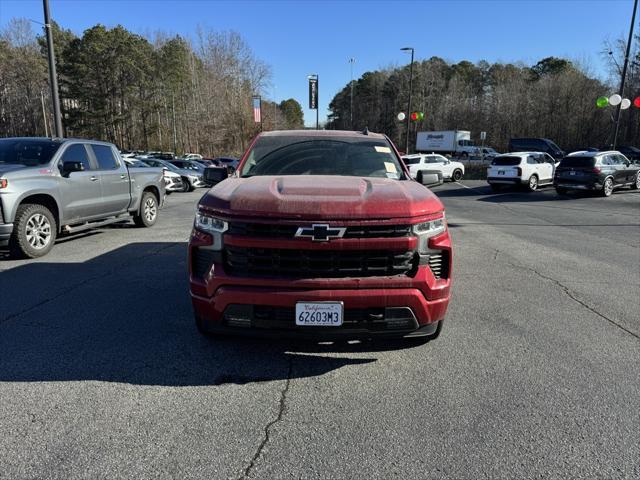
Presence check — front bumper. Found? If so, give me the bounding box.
[189,231,452,339]
[165,178,184,192]
[0,223,13,247]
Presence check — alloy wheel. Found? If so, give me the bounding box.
[604,178,613,196]
[144,197,157,222]
[25,213,52,250]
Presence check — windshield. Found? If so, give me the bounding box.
[492,156,522,166]
[241,136,406,180]
[0,139,61,166]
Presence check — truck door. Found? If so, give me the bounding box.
[57,143,105,222]
[89,144,131,215]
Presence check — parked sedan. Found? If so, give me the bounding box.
[554,151,640,196]
[402,153,465,182]
[142,158,206,192]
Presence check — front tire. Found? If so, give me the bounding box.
[452,169,463,182]
[9,203,57,259]
[133,191,158,227]
[601,177,614,197]
[527,174,538,192]
[631,172,640,190]
[460,152,468,159]
[181,177,190,192]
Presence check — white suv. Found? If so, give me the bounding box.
[402,154,465,182]
[487,152,559,191]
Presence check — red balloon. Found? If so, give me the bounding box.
[634,97,640,108]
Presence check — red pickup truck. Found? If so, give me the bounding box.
[189,130,452,343]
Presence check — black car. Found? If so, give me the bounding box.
[554,151,640,196]
[509,138,565,159]
[614,145,640,161]
[214,156,240,174]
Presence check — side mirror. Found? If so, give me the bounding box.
[416,169,443,187]
[203,166,228,185]
[61,161,85,176]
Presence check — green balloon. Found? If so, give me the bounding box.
[596,96,609,108]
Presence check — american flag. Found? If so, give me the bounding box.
[253,97,261,123]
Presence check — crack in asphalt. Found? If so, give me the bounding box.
[0,243,178,325]
[239,357,293,480]
[508,261,640,341]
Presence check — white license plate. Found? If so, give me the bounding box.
[295,302,343,326]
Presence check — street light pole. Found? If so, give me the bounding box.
[349,58,355,129]
[612,0,638,149]
[42,0,63,138]
[401,47,414,154]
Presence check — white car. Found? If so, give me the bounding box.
[480,147,499,161]
[487,152,559,192]
[184,153,203,161]
[402,154,465,182]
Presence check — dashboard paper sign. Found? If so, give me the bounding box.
[309,78,318,109]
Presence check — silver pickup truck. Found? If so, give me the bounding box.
[0,137,165,258]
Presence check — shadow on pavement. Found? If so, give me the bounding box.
[0,242,399,387]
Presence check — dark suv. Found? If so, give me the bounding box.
[509,138,565,160]
[554,151,640,196]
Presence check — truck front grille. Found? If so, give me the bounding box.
[227,222,411,239]
[224,246,417,278]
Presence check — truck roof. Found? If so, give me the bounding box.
[1,137,115,147]
[259,130,388,140]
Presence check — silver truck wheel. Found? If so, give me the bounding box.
[10,203,57,259]
[133,191,158,227]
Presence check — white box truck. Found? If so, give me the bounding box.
[416,130,479,157]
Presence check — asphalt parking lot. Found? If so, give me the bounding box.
[1,181,639,479]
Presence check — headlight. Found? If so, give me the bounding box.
[195,212,228,233]
[412,214,446,253]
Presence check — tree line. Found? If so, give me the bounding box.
[0,19,304,156]
[327,46,640,152]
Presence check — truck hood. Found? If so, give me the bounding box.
[0,164,30,176]
[200,175,444,220]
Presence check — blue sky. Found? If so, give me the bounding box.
[0,0,634,126]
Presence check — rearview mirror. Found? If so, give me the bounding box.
[61,161,85,176]
[416,169,443,187]
[203,166,228,185]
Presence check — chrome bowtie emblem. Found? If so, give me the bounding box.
[295,224,346,242]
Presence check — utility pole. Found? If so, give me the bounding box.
[40,90,49,137]
[612,0,638,149]
[349,58,355,129]
[401,47,415,154]
[42,0,63,138]
[273,85,277,130]
[171,93,177,154]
